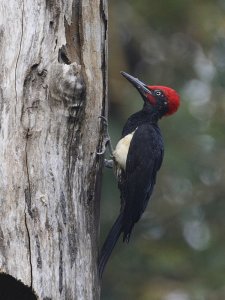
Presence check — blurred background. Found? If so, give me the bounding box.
[100,0,225,299]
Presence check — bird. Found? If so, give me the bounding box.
[99,71,180,278]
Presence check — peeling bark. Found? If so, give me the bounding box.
[0,0,107,299]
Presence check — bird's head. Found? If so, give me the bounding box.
[121,71,180,117]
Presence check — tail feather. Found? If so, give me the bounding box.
[98,213,123,278]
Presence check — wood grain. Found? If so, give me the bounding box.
[0,0,108,298]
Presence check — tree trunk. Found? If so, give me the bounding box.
[0,0,107,299]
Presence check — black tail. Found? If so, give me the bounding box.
[98,213,123,278]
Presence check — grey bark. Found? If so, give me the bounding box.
[0,0,107,299]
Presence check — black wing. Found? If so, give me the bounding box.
[120,124,164,241]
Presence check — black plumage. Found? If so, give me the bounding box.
[99,109,163,278]
[99,72,180,278]
[122,122,164,241]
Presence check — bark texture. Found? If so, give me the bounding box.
[0,0,107,299]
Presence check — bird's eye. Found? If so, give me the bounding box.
[155,90,163,96]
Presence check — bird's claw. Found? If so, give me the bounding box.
[104,159,113,168]
[97,139,108,155]
[97,115,114,156]
[98,115,108,124]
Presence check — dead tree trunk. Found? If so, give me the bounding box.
[0,0,107,299]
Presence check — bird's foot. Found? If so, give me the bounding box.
[104,159,113,169]
[97,116,114,156]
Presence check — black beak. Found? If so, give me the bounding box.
[120,71,152,99]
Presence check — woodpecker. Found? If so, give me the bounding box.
[99,71,180,278]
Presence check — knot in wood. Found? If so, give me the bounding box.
[49,63,85,109]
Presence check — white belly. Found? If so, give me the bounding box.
[113,131,135,170]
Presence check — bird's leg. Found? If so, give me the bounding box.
[97,116,114,156]
[97,116,114,169]
[104,159,114,168]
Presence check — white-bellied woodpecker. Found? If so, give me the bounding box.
[99,71,180,278]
